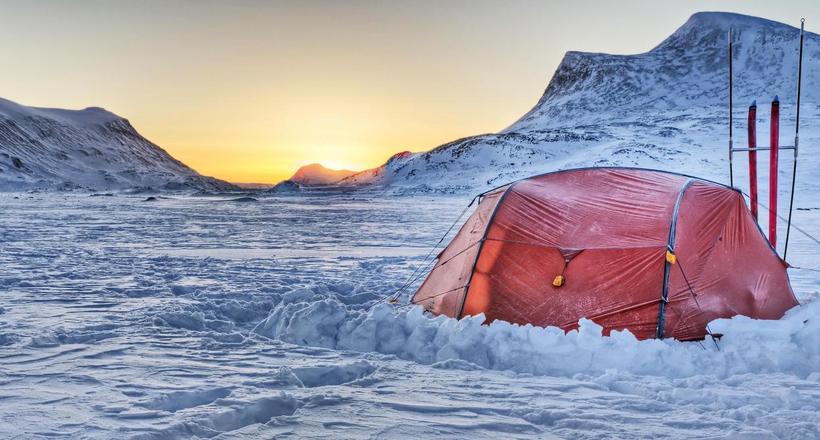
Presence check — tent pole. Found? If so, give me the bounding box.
[728,29,734,187]
[784,19,805,260]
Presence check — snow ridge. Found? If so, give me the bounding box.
[255,293,819,380]
[511,11,815,130]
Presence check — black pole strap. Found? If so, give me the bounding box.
[656,179,694,339]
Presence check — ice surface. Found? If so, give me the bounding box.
[0,193,817,439]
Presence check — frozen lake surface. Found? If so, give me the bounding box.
[0,192,818,439]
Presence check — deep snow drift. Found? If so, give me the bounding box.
[0,193,817,439]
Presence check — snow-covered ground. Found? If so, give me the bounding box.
[1,192,818,439]
[2,11,819,439]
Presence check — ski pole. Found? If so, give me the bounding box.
[769,97,780,248]
[784,19,805,260]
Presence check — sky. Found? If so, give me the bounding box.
[1,0,819,183]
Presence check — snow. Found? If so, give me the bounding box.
[0,97,234,191]
[339,12,820,198]
[0,192,818,439]
[0,97,121,126]
[1,11,819,440]
[256,296,820,380]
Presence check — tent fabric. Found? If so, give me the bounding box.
[411,168,798,340]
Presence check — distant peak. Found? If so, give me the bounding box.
[289,162,357,186]
[670,10,804,40]
[297,163,352,172]
[683,11,790,28]
[0,96,123,125]
[82,106,113,114]
[643,11,805,55]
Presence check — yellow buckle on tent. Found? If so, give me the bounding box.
[666,250,677,265]
[552,275,565,287]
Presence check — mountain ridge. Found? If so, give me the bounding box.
[335,11,820,194]
[0,97,236,191]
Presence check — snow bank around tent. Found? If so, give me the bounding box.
[255,293,819,379]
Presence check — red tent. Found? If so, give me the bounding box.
[411,168,798,340]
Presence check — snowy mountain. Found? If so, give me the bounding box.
[289,163,357,185]
[0,97,236,191]
[342,12,820,194]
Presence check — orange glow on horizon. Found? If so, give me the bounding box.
[175,148,381,184]
[3,2,813,184]
[163,138,414,184]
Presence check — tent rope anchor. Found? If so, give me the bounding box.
[676,258,721,351]
[370,195,478,311]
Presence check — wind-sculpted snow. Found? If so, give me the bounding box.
[2,193,818,438]
[255,295,819,380]
[3,11,819,439]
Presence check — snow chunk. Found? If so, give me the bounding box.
[255,297,819,379]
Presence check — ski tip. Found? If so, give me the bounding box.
[751,100,757,108]
[773,95,780,103]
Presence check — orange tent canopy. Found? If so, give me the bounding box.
[411,168,798,340]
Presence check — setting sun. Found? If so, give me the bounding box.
[2,0,817,185]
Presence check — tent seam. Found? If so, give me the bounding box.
[457,183,517,319]
[478,166,737,198]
